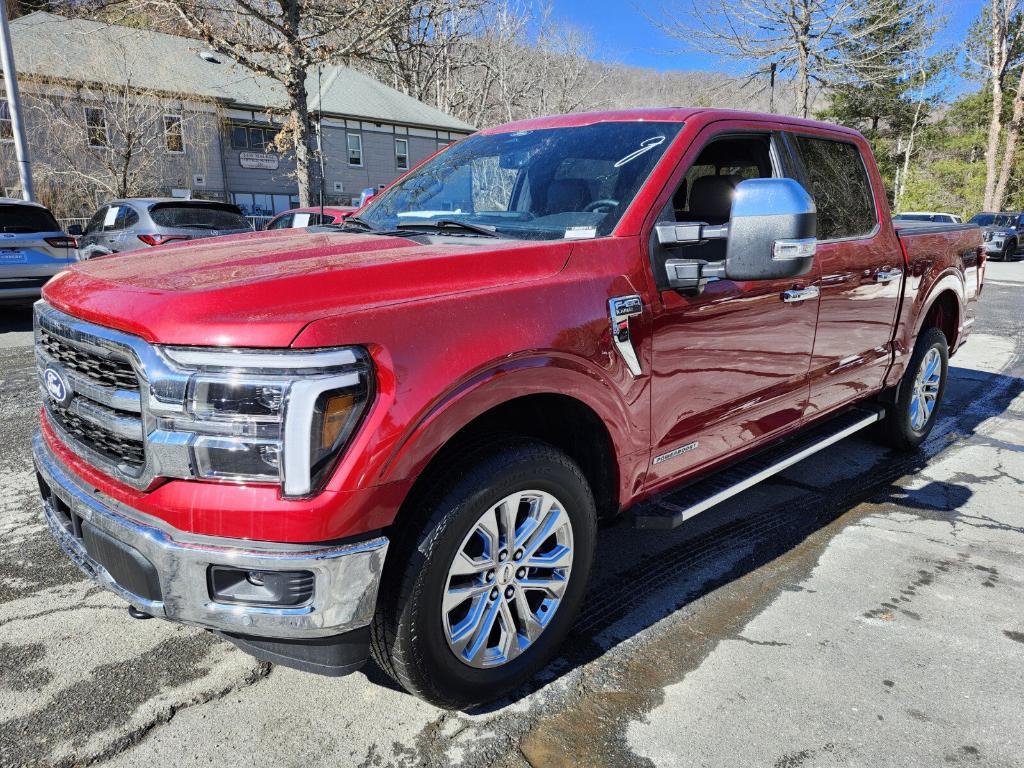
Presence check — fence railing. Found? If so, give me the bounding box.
[247,215,274,231]
[57,218,90,231]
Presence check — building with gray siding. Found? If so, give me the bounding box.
[0,12,474,217]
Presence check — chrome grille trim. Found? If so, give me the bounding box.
[34,300,194,489]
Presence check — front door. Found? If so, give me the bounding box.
[646,127,819,491]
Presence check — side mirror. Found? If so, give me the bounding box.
[657,177,817,292]
[67,224,84,236]
[724,178,817,280]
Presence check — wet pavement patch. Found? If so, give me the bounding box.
[0,633,220,766]
[0,642,52,692]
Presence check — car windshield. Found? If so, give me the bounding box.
[358,121,683,240]
[970,214,995,226]
[149,203,250,230]
[895,214,933,221]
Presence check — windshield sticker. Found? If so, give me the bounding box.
[565,226,598,240]
[293,212,311,227]
[103,206,119,227]
[614,135,667,168]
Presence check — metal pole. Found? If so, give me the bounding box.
[317,64,325,215]
[0,0,33,201]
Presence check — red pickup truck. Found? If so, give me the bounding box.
[33,109,983,708]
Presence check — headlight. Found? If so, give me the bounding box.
[157,346,372,496]
[984,231,993,241]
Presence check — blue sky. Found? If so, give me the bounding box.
[550,0,984,92]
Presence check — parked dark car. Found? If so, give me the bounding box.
[0,198,78,301]
[968,211,1023,261]
[76,199,252,259]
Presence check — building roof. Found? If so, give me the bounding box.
[4,12,474,133]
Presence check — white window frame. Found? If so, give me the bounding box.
[84,106,109,149]
[347,132,363,167]
[395,137,409,170]
[0,99,12,144]
[164,113,185,154]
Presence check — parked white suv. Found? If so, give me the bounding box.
[0,199,78,301]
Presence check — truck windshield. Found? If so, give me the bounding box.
[358,121,683,240]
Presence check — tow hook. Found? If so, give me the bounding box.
[127,606,153,620]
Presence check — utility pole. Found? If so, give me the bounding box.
[0,0,33,201]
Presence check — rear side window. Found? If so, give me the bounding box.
[0,204,61,233]
[149,203,249,230]
[795,137,877,241]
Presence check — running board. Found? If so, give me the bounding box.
[633,407,885,530]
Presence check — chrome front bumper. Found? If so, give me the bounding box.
[33,431,389,639]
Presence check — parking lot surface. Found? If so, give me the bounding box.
[1,262,1022,768]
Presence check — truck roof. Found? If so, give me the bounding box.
[480,108,865,139]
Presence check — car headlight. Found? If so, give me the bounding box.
[158,346,372,496]
[984,231,993,241]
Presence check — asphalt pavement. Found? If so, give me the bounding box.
[1,261,1022,768]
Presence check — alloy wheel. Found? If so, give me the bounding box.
[441,489,574,669]
[910,347,942,431]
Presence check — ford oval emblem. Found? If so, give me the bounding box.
[44,365,73,408]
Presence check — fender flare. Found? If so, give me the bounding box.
[379,351,642,494]
[913,269,965,347]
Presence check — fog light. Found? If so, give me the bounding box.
[208,566,314,607]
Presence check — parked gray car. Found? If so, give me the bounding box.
[76,198,252,259]
[0,198,77,301]
[968,211,1023,261]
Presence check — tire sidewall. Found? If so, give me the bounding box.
[896,328,949,444]
[399,448,596,706]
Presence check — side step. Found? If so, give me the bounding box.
[633,407,885,530]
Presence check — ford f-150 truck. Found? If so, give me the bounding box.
[32,109,984,708]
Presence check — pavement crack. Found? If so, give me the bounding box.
[68,661,272,767]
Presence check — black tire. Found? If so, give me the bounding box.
[875,327,949,451]
[1002,240,1015,261]
[370,439,597,709]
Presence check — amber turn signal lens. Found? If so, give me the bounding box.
[320,394,355,449]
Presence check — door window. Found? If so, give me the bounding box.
[85,207,107,234]
[794,137,876,241]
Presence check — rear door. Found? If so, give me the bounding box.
[789,132,903,418]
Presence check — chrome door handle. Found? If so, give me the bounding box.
[874,267,902,283]
[781,286,820,303]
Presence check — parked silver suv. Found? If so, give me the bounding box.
[76,198,252,259]
[0,198,77,301]
[968,211,1022,261]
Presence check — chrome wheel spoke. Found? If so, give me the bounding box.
[443,581,491,613]
[520,573,568,599]
[442,489,574,669]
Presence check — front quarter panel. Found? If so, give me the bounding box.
[291,237,654,531]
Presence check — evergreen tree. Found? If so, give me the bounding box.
[819,0,939,200]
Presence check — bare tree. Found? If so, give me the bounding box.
[654,0,932,119]
[21,41,213,217]
[977,1,1024,209]
[125,0,418,206]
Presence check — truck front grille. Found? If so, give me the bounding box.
[49,405,146,469]
[36,311,146,478]
[39,330,139,391]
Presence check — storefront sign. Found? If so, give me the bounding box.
[239,151,280,170]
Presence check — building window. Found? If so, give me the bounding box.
[0,99,12,142]
[85,107,108,148]
[164,114,184,153]
[230,124,248,149]
[347,133,362,166]
[395,137,409,170]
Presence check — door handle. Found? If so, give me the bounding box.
[609,294,643,376]
[874,267,902,283]
[781,286,820,303]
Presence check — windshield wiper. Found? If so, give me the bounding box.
[396,219,498,238]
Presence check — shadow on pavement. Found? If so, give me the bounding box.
[450,365,1023,713]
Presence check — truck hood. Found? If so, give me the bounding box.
[44,229,570,347]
